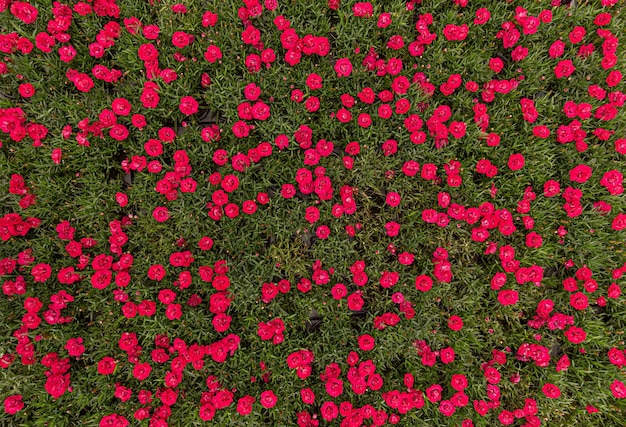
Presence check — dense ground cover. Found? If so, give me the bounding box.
[1,0,626,425]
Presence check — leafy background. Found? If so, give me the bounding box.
[1,0,625,426]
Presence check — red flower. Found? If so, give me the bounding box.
[474,8,490,25]
[569,26,586,44]
[280,184,296,199]
[357,113,372,128]
[426,384,443,403]
[31,263,52,282]
[554,60,575,78]
[448,121,466,139]
[497,289,519,306]
[525,232,543,248]
[489,58,504,73]
[387,35,404,50]
[140,88,159,108]
[385,191,401,207]
[202,11,218,27]
[611,380,626,399]
[377,13,392,28]
[594,12,611,26]
[325,378,344,398]
[109,124,129,141]
[439,400,455,417]
[443,24,469,41]
[147,264,166,282]
[569,164,592,183]
[260,390,278,408]
[237,395,255,415]
[570,292,589,310]
[564,326,586,344]
[358,334,375,351]
[321,401,339,421]
[99,414,129,427]
[179,96,198,115]
[172,3,187,13]
[415,275,433,292]
[156,388,177,407]
[138,43,158,61]
[334,58,353,77]
[72,73,94,93]
[152,206,169,223]
[252,101,270,120]
[306,73,323,90]
[165,303,182,320]
[451,374,468,391]
[542,383,561,399]
[172,31,192,48]
[353,2,373,18]
[18,83,35,98]
[98,357,116,375]
[300,388,315,405]
[612,213,626,231]
[3,395,24,415]
[245,54,262,73]
[448,316,464,331]
[232,121,250,138]
[204,45,222,63]
[65,337,85,357]
[111,98,131,116]
[506,154,524,171]
[10,2,39,24]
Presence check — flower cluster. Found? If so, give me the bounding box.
[1,0,625,426]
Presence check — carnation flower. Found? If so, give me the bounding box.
[3,395,24,415]
[334,58,353,77]
[260,390,278,408]
[542,383,561,399]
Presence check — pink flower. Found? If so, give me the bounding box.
[358,334,375,351]
[612,213,626,231]
[497,289,519,306]
[321,401,339,421]
[611,380,626,399]
[508,154,525,171]
[439,400,455,416]
[554,60,575,78]
[334,58,353,77]
[377,13,392,28]
[474,8,490,25]
[18,83,35,98]
[10,2,39,24]
[569,26,586,44]
[4,395,24,414]
[385,192,401,207]
[448,316,463,331]
[415,275,433,292]
[99,414,129,427]
[316,225,330,239]
[152,206,170,222]
[306,73,323,90]
[353,2,373,18]
[564,326,586,344]
[489,58,504,73]
[260,390,278,408]
[542,383,561,399]
[357,113,372,128]
[443,24,469,41]
[179,96,198,115]
[232,121,250,138]
[204,45,222,63]
[569,164,592,183]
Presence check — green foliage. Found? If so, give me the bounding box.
[1,0,626,426]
